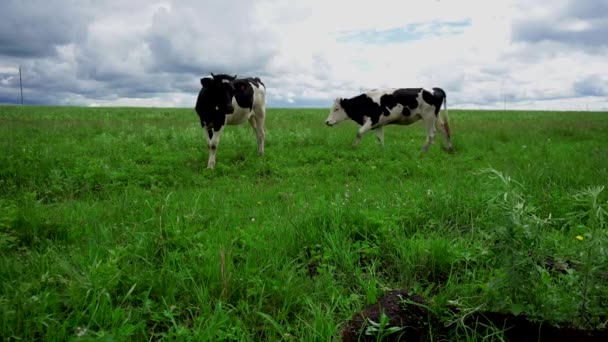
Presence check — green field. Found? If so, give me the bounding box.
[1,105,607,341]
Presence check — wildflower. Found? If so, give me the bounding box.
[75,327,88,337]
[257,201,262,205]
[251,218,256,222]
[576,235,584,241]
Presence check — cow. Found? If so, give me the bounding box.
[324,87,453,153]
[194,73,267,169]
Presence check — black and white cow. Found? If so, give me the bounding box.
[325,87,453,152]
[194,73,267,169]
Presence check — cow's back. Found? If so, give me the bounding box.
[251,78,266,111]
[227,77,266,125]
[421,88,446,115]
[233,77,266,110]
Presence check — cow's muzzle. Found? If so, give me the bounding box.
[325,120,334,127]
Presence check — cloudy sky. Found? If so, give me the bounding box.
[0,0,606,110]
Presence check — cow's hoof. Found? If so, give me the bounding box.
[442,145,455,153]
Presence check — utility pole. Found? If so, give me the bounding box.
[19,66,24,105]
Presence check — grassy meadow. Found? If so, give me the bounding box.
[1,105,607,341]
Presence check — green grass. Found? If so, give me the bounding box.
[1,105,607,341]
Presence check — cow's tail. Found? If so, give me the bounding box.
[437,88,451,142]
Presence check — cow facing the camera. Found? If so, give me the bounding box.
[194,73,267,169]
[325,87,453,152]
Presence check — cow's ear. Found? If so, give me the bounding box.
[339,98,348,109]
[232,75,238,81]
[201,77,212,88]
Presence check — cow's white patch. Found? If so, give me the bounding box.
[207,127,224,169]
[387,103,404,116]
[325,98,349,126]
[366,88,396,104]
[225,81,266,126]
[221,79,230,83]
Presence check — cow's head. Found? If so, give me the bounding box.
[325,98,349,126]
[200,73,237,114]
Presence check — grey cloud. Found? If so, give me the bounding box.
[566,0,608,19]
[144,2,281,77]
[513,19,608,47]
[1,0,606,109]
[512,0,608,49]
[479,65,512,76]
[0,0,91,58]
[574,75,607,97]
[1,0,286,106]
[0,71,19,88]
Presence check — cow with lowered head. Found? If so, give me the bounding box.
[325,87,453,153]
[194,73,267,169]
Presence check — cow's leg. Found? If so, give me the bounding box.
[444,123,453,151]
[421,115,437,153]
[375,126,385,146]
[435,114,453,151]
[248,115,258,132]
[207,127,224,169]
[437,110,454,151]
[253,107,266,156]
[204,127,214,168]
[248,115,259,147]
[353,118,372,147]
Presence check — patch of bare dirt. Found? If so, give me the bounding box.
[340,289,608,342]
[341,290,431,342]
[456,310,608,342]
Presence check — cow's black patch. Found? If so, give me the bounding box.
[197,105,227,133]
[195,73,237,131]
[341,94,382,126]
[232,77,265,110]
[231,77,264,110]
[380,88,422,117]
